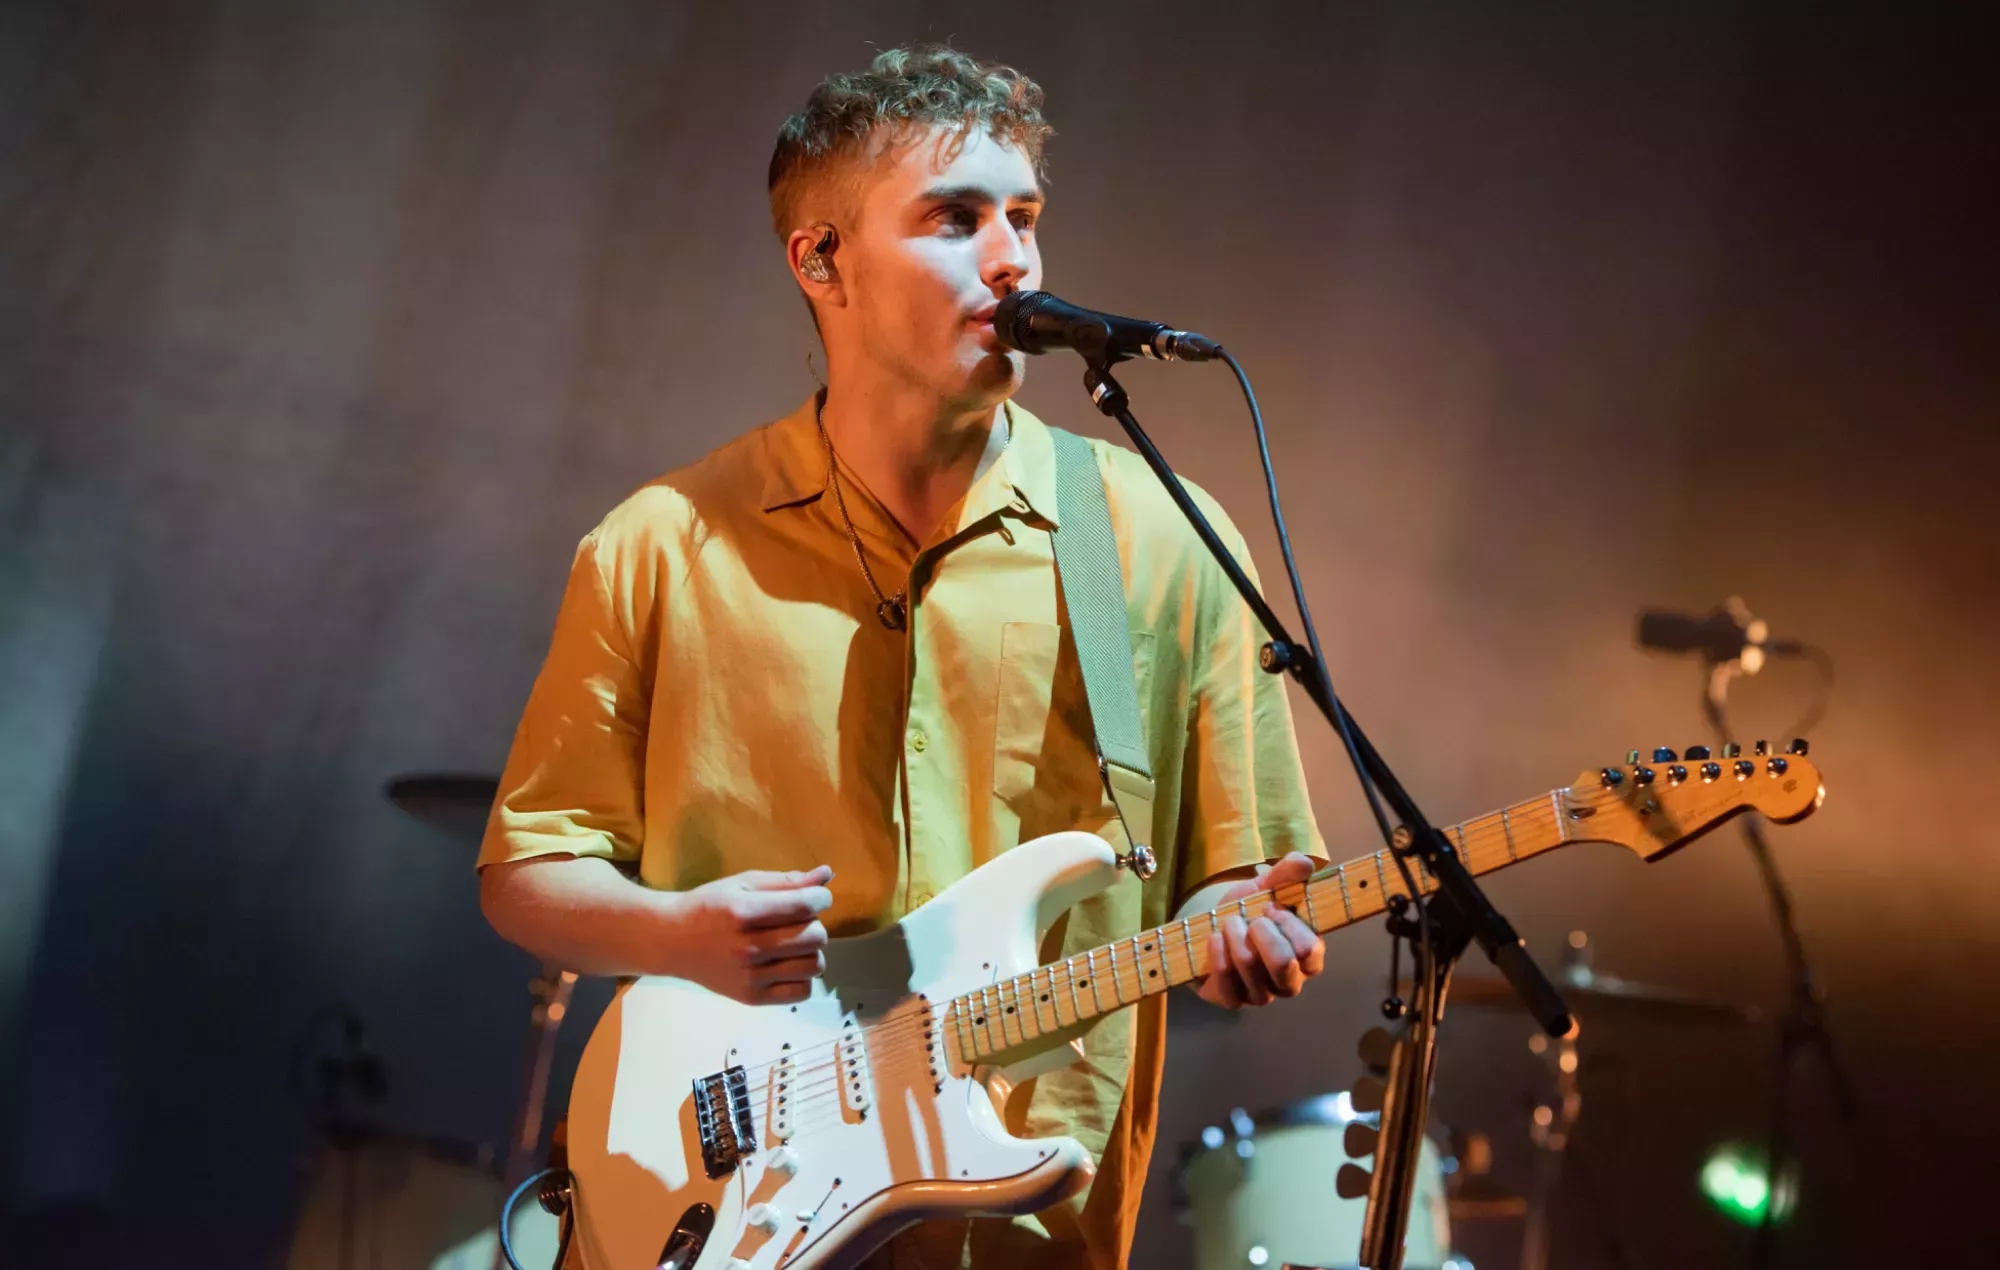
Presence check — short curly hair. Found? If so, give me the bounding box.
[768,45,1053,240]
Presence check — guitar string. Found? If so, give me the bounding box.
[723,776,1756,1121]
[714,774,1779,1126]
[749,782,1737,1126]
[723,787,1588,1086]
[721,789,1617,1117]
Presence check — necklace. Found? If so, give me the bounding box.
[814,406,910,631]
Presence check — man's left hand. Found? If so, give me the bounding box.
[1192,852,1327,1009]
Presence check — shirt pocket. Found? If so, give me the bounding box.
[993,621,1154,819]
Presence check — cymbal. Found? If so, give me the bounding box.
[1443,967,1762,1024]
[384,772,500,841]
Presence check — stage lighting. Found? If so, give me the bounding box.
[1699,1143,1797,1227]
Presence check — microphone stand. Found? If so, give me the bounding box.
[1700,664,1857,1270]
[1069,346,1572,1266]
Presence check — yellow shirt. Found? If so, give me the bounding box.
[481,396,1321,1268]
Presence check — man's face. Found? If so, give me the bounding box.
[837,125,1044,410]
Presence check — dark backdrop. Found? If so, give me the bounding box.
[3,2,1994,1267]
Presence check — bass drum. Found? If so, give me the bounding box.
[1177,1095,1455,1270]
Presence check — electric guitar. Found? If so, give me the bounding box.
[561,742,1823,1269]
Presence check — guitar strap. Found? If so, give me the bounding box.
[1047,427,1156,860]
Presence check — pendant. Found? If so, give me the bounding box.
[877,597,908,631]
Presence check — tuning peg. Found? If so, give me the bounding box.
[1734,759,1756,779]
[1626,750,1641,765]
[1701,762,1722,782]
[1599,767,1625,789]
[1343,1122,1379,1158]
[1634,767,1657,786]
[1337,1162,1374,1199]
[1668,764,1688,783]
[1722,742,1742,758]
[1786,738,1810,756]
[1358,1027,1395,1070]
[1754,740,1770,756]
[1351,1076,1386,1114]
[1685,745,1712,760]
[1652,746,1677,763]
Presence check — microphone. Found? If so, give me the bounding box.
[1636,598,1802,673]
[992,290,1222,363]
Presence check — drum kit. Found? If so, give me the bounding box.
[1175,931,1761,1270]
[285,772,567,1270]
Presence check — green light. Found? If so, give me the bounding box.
[1700,1143,1797,1227]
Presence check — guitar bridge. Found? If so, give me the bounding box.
[693,1066,754,1179]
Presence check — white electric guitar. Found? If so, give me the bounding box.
[561,742,1823,1269]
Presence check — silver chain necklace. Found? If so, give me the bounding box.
[814,406,909,631]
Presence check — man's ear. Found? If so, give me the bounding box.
[788,223,844,305]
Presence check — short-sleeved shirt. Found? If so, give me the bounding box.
[481,396,1321,1268]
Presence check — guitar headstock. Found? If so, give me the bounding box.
[1562,739,1823,861]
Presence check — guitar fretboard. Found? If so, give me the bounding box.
[944,788,1577,1063]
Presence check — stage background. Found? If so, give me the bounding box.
[3,2,1994,1265]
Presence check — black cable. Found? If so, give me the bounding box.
[1781,644,1836,740]
[553,1205,574,1270]
[499,1167,572,1270]
[1219,349,1438,1015]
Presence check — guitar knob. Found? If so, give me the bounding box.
[1652,746,1677,762]
[768,1146,801,1178]
[745,1202,784,1234]
[1685,745,1712,760]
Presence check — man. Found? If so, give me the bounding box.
[479,45,1328,1269]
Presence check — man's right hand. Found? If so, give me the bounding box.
[670,865,835,1005]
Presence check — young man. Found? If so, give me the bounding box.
[479,46,1328,1269]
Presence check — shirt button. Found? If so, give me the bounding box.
[909,729,929,753]
[911,889,936,908]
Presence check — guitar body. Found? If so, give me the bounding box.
[564,832,1121,1270]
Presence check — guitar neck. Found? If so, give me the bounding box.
[946,788,1578,1064]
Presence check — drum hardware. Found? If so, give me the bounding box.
[381,771,572,1270]
[1514,932,1645,1270]
[1440,1131,1524,1222]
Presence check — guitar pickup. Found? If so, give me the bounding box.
[693,1066,754,1180]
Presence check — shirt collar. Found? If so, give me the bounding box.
[758,395,1063,530]
[757,396,832,513]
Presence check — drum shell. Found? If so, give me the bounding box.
[1178,1111,1452,1270]
[285,1133,560,1270]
